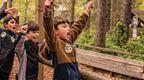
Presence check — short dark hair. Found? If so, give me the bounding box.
[3,16,18,24]
[54,16,69,30]
[22,22,29,26]
[27,21,39,33]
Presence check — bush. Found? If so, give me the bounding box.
[76,30,95,45]
[125,38,144,54]
[111,21,129,47]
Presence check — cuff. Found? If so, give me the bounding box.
[84,11,89,16]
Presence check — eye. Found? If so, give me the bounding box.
[37,31,39,34]
[63,25,67,28]
[9,21,16,24]
[10,21,14,24]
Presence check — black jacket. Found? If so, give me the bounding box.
[0,28,17,73]
[24,40,39,80]
[0,8,7,20]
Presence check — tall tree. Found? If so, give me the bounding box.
[85,0,91,30]
[120,0,132,27]
[85,12,91,30]
[95,0,111,47]
[24,0,29,22]
[105,0,111,32]
[8,0,13,8]
[120,0,132,38]
[70,0,75,23]
[132,0,135,8]
[35,0,45,80]
[110,0,117,31]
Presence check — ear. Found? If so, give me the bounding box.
[4,23,8,28]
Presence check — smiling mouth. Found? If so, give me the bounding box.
[33,37,38,40]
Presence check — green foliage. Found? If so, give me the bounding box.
[125,39,144,54]
[135,0,144,10]
[15,0,35,23]
[76,29,95,45]
[0,24,3,28]
[106,26,144,61]
[106,33,125,51]
[109,21,129,47]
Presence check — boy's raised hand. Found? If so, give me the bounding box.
[5,8,18,15]
[2,0,7,3]
[44,0,54,10]
[85,0,94,13]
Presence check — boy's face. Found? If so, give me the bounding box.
[26,31,39,43]
[5,19,17,32]
[56,23,71,41]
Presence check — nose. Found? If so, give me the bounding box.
[68,27,71,32]
[12,23,17,28]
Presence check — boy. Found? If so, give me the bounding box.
[19,21,39,80]
[43,0,93,80]
[0,16,19,80]
[15,21,51,80]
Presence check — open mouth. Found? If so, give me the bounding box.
[13,27,16,29]
[12,25,17,29]
[66,32,71,40]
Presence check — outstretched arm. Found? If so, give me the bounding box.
[0,9,7,19]
[0,0,7,19]
[1,0,7,10]
[70,0,94,42]
[38,42,53,66]
[0,8,18,20]
[43,0,56,51]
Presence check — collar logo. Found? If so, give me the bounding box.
[65,44,73,53]
[0,31,6,37]
[11,36,15,43]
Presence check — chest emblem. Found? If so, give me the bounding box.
[65,44,73,53]
[11,36,16,43]
[0,31,6,37]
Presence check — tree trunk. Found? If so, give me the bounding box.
[24,0,28,22]
[105,0,111,32]
[132,0,135,8]
[120,0,132,38]
[70,0,75,24]
[85,12,91,31]
[35,0,45,80]
[95,0,111,47]
[110,0,117,31]
[85,0,91,30]
[8,0,13,8]
[120,0,132,27]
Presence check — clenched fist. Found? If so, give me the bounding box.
[85,0,94,13]
[45,0,54,9]
[5,8,18,15]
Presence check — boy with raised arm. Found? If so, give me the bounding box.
[43,0,93,80]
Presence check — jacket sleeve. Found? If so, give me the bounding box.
[38,42,52,66]
[0,8,7,20]
[14,35,25,59]
[70,12,89,42]
[43,11,57,51]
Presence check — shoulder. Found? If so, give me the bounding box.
[0,28,4,32]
